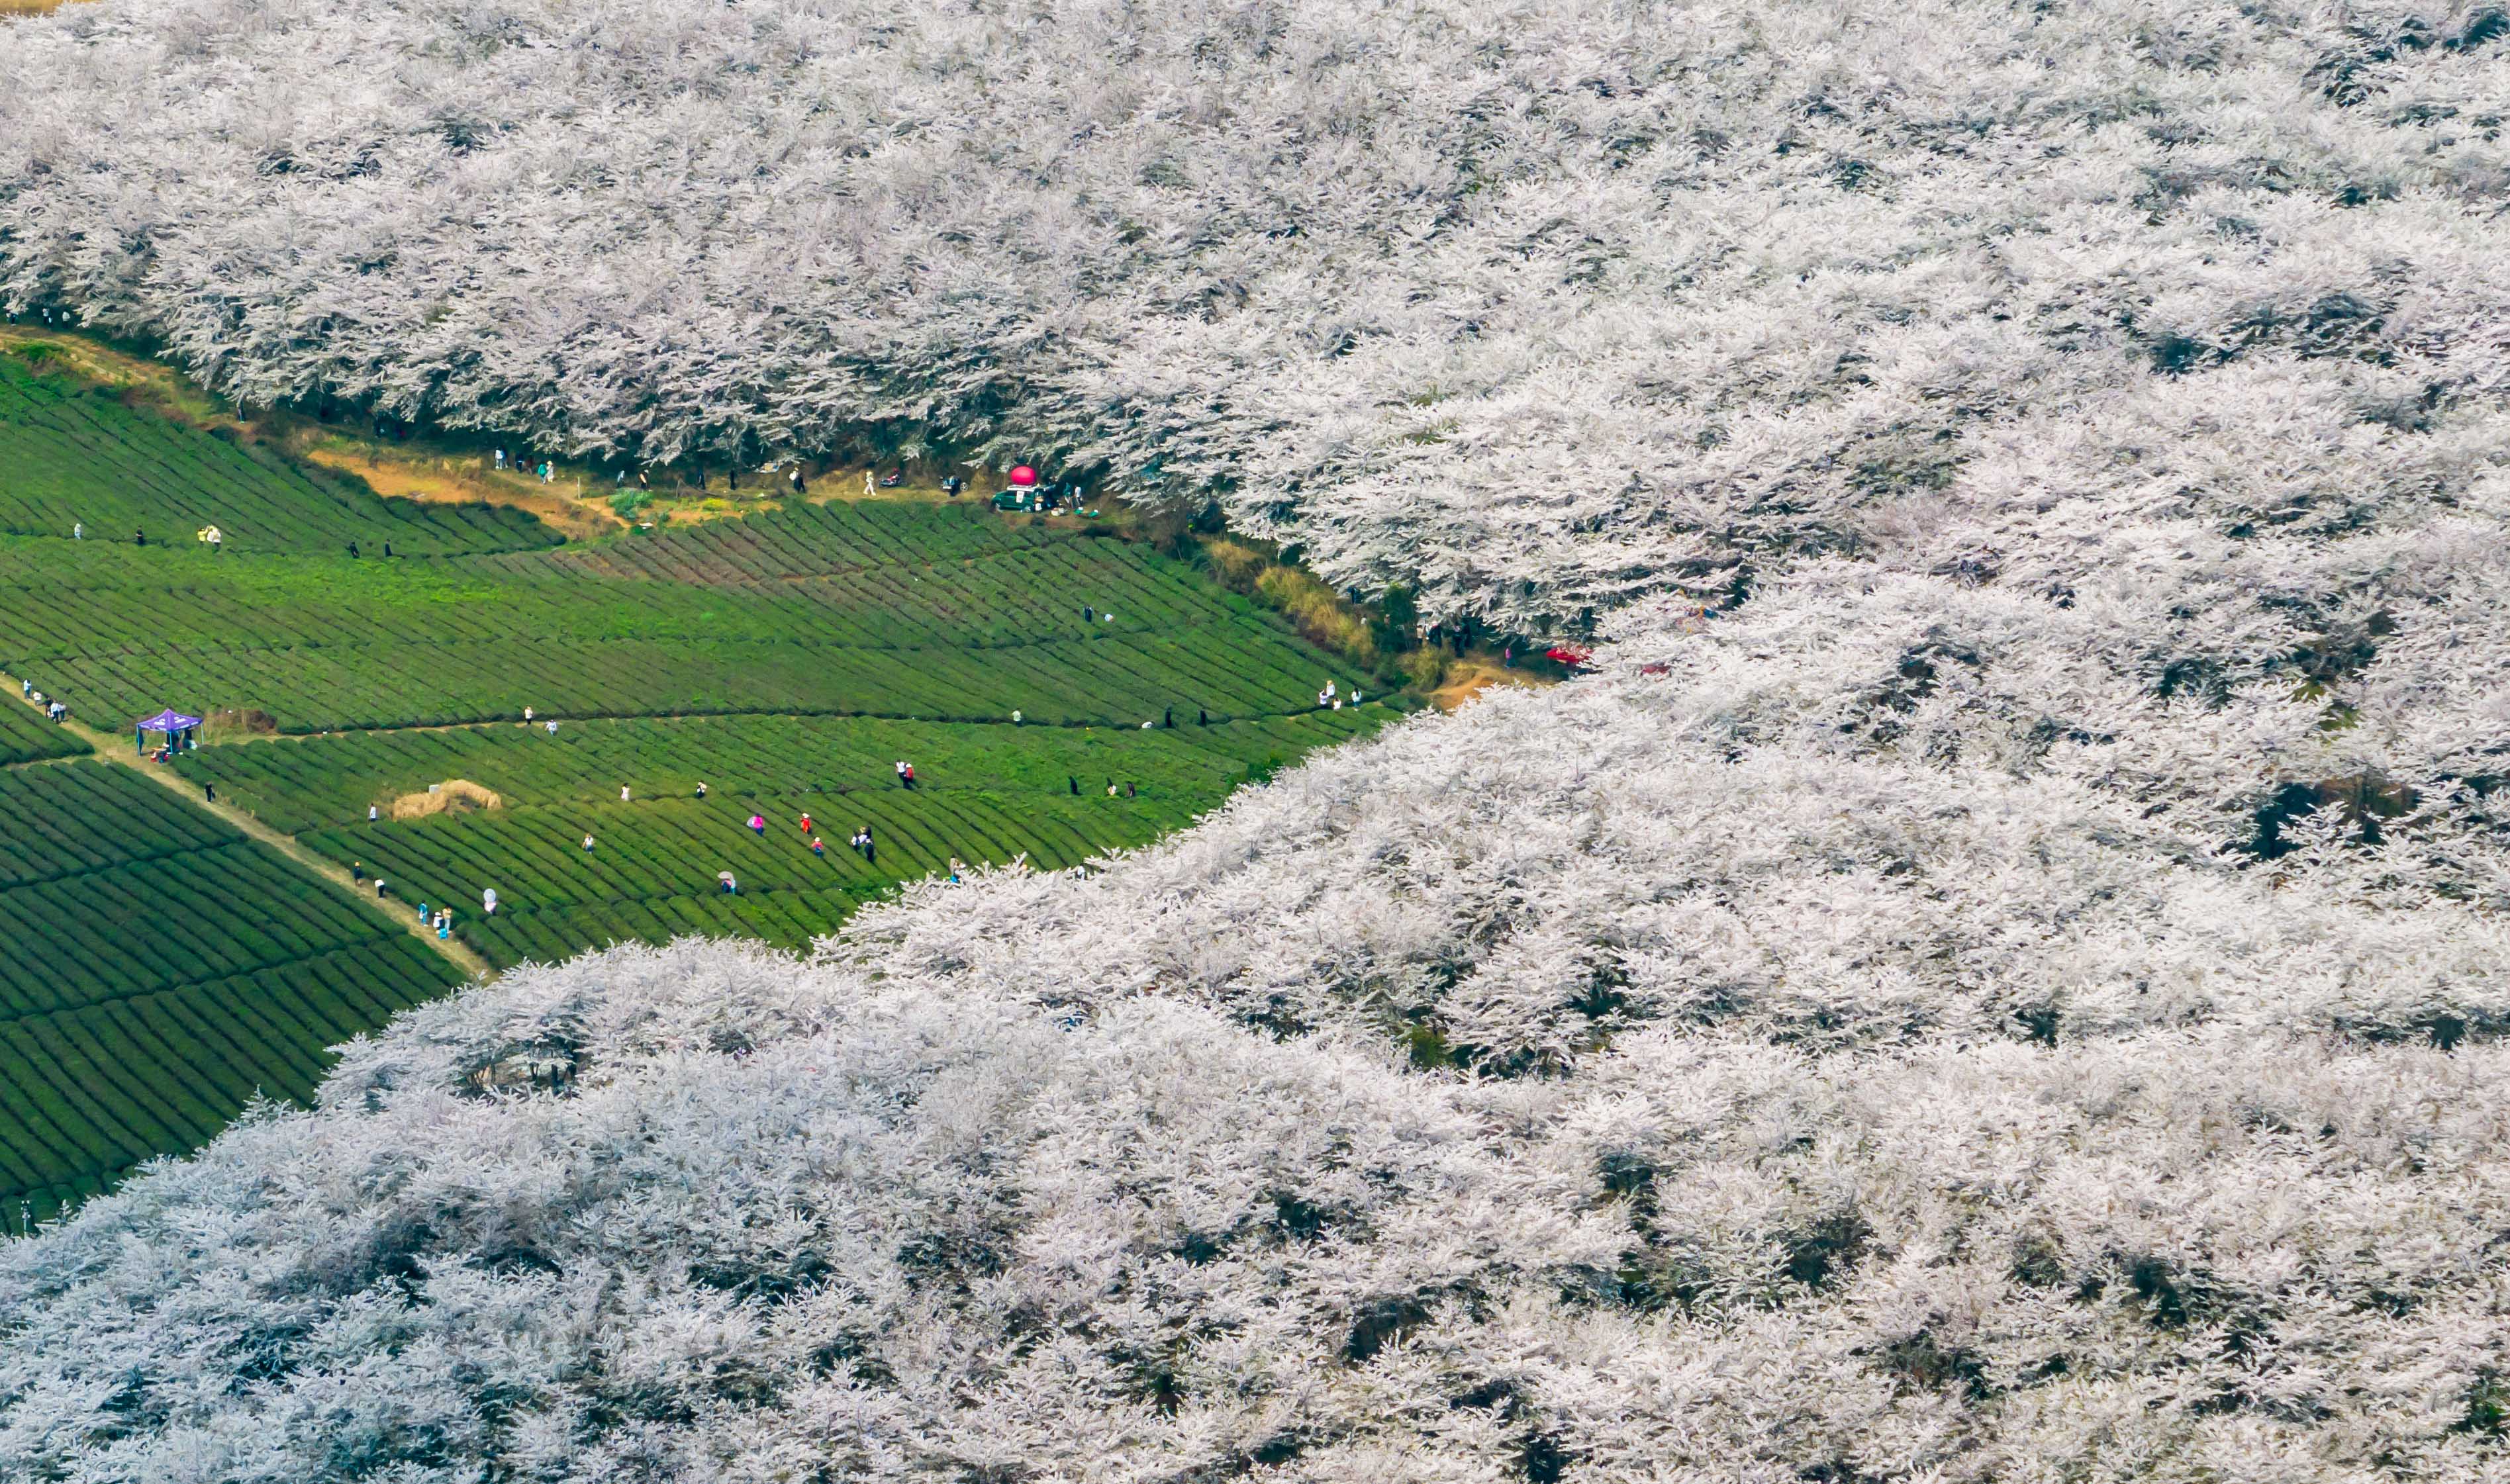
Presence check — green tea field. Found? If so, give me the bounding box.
[0,761,461,1225]
[177,708,1384,968]
[0,351,555,555]
[0,688,87,765]
[0,340,1406,1216]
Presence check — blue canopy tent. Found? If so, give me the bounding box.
[135,708,203,755]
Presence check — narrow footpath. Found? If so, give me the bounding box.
[0,675,492,981]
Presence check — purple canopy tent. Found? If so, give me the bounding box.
[135,708,203,754]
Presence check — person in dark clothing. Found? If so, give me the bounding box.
[203,782,215,804]
[1083,605,1093,623]
[1198,708,1208,725]
[133,529,146,546]
[1069,776,1079,796]
[348,541,360,558]
[383,543,392,557]
[1125,780,1137,798]
[1163,707,1173,728]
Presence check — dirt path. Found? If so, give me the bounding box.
[0,675,492,981]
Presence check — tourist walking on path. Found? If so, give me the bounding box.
[203,782,215,804]
[374,878,387,900]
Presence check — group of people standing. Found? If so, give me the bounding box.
[494,449,555,484]
[17,677,68,722]
[424,737,1186,939]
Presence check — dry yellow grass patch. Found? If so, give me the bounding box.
[385,779,506,820]
[300,443,622,539]
[0,328,231,424]
[1426,655,1548,712]
[1,0,83,17]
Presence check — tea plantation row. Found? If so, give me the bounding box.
[0,762,459,1227]
[179,707,1394,968]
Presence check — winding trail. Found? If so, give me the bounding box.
[0,672,491,980]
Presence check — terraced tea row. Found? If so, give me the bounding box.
[0,686,85,765]
[173,710,1386,833]
[0,762,461,1227]
[0,516,1341,731]
[180,706,1398,968]
[0,353,554,555]
[520,496,1057,583]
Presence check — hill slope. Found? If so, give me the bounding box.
[2,0,2509,1478]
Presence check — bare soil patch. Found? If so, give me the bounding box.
[385,779,506,820]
